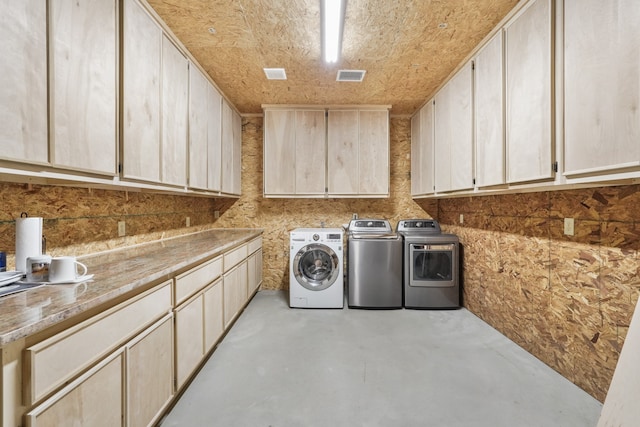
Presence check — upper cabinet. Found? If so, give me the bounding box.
[434,63,474,193]
[49,0,118,175]
[221,100,242,196]
[327,109,390,197]
[264,106,389,198]
[563,0,640,178]
[264,109,325,196]
[474,31,505,188]
[504,0,554,184]
[122,0,161,183]
[410,101,435,197]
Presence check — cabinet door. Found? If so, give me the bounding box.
[25,350,123,427]
[327,110,359,194]
[221,100,235,194]
[161,36,188,186]
[434,64,474,192]
[295,110,326,195]
[264,109,296,195]
[127,315,173,427]
[412,101,435,196]
[203,279,224,352]
[231,109,242,195]
[223,262,247,328]
[188,65,209,190]
[207,85,223,191]
[359,110,389,195]
[175,294,204,388]
[49,0,117,175]
[505,0,553,183]
[122,0,161,182]
[475,31,505,187]
[564,0,640,176]
[0,0,48,164]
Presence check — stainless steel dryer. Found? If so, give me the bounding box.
[397,219,460,309]
[347,219,403,309]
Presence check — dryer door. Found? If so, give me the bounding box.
[293,243,340,291]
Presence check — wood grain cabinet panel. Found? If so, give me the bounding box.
[122,0,161,182]
[294,110,326,195]
[126,314,174,427]
[203,279,224,353]
[161,35,188,186]
[175,293,204,388]
[411,101,435,196]
[327,110,359,195]
[358,110,389,195]
[474,31,505,188]
[0,0,48,164]
[564,0,640,177]
[25,349,124,427]
[434,63,474,193]
[188,65,210,190]
[207,84,223,192]
[264,109,296,194]
[231,108,243,195]
[223,261,247,328]
[221,100,235,194]
[49,0,117,175]
[505,0,553,184]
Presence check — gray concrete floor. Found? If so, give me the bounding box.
[159,290,602,427]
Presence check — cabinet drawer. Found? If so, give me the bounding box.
[24,281,172,405]
[25,348,124,427]
[175,256,222,305]
[248,236,262,254]
[224,244,247,271]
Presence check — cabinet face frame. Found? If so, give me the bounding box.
[0,1,49,165]
[504,0,555,184]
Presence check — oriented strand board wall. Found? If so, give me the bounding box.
[0,184,229,266]
[437,188,640,402]
[213,116,435,289]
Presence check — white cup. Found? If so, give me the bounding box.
[26,255,52,282]
[49,256,88,283]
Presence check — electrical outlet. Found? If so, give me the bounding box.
[118,221,126,237]
[214,210,220,219]
[459,214,464,224]
[186,217,191,227]
[564,218,575,236]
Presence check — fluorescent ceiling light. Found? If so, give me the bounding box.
[322,0,345,63]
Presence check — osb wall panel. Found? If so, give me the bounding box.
[0,184,226,268]
[213,116,434,290]
[438,186,640,402]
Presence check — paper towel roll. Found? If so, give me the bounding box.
[15,217,43,273]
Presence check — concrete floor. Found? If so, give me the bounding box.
[160,290,602,427]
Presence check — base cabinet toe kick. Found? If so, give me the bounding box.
[0,233,262,427]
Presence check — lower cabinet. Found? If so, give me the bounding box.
[126,315,174,427]
[224,261,248,328]
[19,237,261,426]
[25,349,124,427]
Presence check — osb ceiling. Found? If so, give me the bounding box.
[147,0,519,116]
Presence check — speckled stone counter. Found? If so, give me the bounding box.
[0,228,262,346]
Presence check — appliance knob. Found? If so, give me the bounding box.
[313,234,320,241]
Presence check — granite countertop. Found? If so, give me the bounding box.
[0,228,263,346]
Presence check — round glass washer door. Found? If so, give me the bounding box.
[293,243,340,291]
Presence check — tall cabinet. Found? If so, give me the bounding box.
[410,101,435,197]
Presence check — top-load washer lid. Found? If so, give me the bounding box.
[396,219,441,235]
[348,219,397,238]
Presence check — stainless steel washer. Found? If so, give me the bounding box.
[397,219,460,309]
[347,219,403,309]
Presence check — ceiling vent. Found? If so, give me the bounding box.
[263,68,287,80]
[336,70,366,82]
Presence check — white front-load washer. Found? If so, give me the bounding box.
[290,228,344,308]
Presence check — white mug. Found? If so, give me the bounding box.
[49,256,88,283]
[26,255,52,282]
